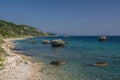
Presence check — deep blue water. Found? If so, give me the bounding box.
[14,36,120,80]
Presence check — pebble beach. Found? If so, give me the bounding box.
[0,38,42,80]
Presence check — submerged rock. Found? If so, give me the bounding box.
[92,62,108,67]
[21,40,25,43]
[65,42,68,44]
[29,40,35,44]
[51,39,65,47]
[50,60,66,65]
[98,35,106,41]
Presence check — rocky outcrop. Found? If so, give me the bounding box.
[51,39,65,47]
[98,35,106,41]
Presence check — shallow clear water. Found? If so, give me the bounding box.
[14,36,120,80]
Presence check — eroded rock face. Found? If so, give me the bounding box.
[51,39,65,47]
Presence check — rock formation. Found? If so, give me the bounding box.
[98,35,106,41]
[51,39,65,47]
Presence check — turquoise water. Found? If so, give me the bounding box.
[14,36,120,80]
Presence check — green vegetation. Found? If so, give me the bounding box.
[0,47,6,69]
[0,38,4,44]
[0,47,6,55]
[0,19,50,38]
[0,59,4,69]
[0,19,55,69]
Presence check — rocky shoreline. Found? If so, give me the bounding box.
[0,38,42,80]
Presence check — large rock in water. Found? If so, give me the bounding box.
[98,35,106,41]
[51,39,65,47]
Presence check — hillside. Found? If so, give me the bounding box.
[0,19,47,38]
[0,19,50,68]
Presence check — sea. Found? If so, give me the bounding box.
[14,36,120,80]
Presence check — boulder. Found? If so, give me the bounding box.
[98,35,106,41]
[51,39,65,47]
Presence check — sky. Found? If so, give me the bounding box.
[0,0,120,35]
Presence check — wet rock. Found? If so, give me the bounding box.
[29,40,35,44]
[98,35,106,41]
[50,60,66,65]
[65,42,68,44]
[92,62,108,67]
[51,39,65,47]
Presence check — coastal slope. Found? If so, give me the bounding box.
[0,19,47,80]
[0,19,54,38]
